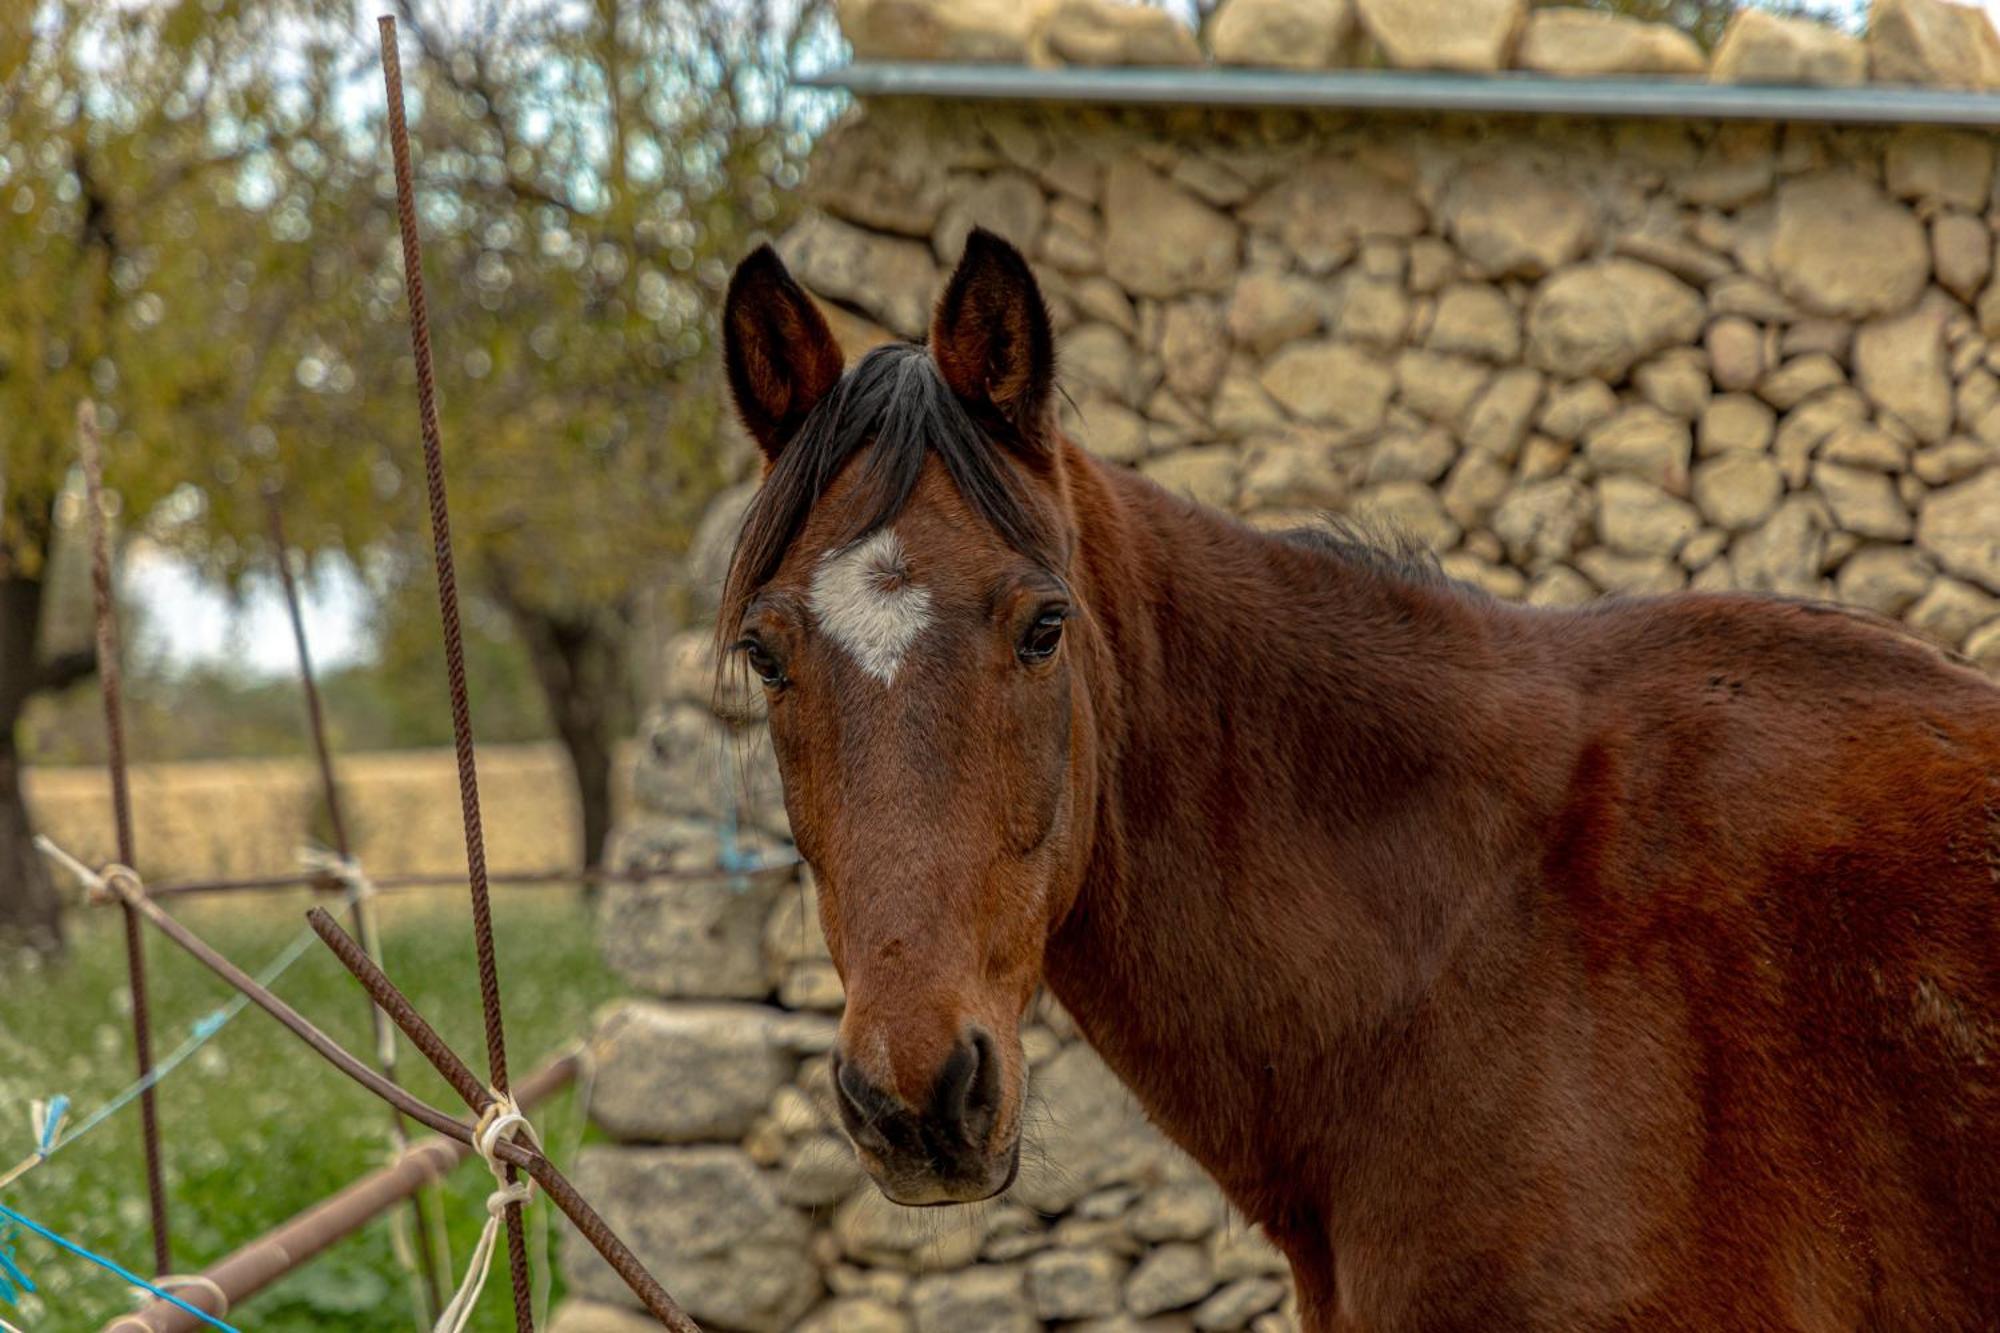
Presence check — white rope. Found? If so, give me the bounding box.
[150,1273,231,1317]
[433,1095,539,1333]
[299,847,397,1070]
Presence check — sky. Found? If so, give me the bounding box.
[128,547,371,678]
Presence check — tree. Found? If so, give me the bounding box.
[253,0,832,870]
[0,0,342,951]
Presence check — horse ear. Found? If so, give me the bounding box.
[930,228,1056,447]
[723,245,845,462]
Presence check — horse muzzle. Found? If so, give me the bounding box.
[829,1028,1021,1205]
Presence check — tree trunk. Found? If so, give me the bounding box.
[0,575,65,953]
[501,599,626,872]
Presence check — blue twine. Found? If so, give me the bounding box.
[7,926,318,1185]
[0,1203,236,1332]
[33,1100,65,1157]
[0,1223,33,1304]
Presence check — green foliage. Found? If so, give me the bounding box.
[0,887,620,1331]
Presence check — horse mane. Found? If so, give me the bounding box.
[717,342,1058,647]
[1277,514,1450,587]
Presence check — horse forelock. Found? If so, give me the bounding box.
[716,341,1060,655]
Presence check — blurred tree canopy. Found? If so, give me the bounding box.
[0,0,835,951]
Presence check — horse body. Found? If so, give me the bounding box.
[717,229,2000,1331]
[1045,443,2000,1330]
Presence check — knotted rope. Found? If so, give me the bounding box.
[433,1096,542,1333]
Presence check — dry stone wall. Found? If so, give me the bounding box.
[562,6,2000,1331]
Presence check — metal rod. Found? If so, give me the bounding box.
[126,863,792,902]
[304,908,701,1333]
[266,491,446,1322]
[60,855,697,1330]
[76,400,171,1276]
[378,16,531,1324]
[802,61,2000,127]
[108,1053,578,1333]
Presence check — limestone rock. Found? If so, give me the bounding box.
[779,1135,868,1207]
[1355,0,1524,71]
[1835,545,1936,615]
[1195,1277,1289,1331]
[1493,477,1590,564]
[1577,548,1685,594]
[588,1002,791,1142]
[1163,299,1231,401]
[1395,349,1491,425]
[1334,276,1412,349]
[1584,405,1694,494]
[1035,0,1202,66]
[1706,316,1766,393]
[911,1269,1036,1333]
[1598,475,1700,556]
[548,1300,667,1333]
[1516,9,1704,76]
[1259,340,1396,431]
[1769,172,1928,320]
[1932,213,1992,304]
[1698,393,1777,456]
[1854,307,1952,444]
[1240,433,1347,509]
[1131,1183,1227,1243]
[598,874,784,1000]
[779,213,939,340]
[1014,1044,1171,1212]
[1917,467,2000,592]
[934,170,1047,261]
[812,115,949,237]
[1538,378,1618,442]
[1064,322,1139,398]
[1710,9,1866,86]
[1693,453,1784,531]
[1143,447,1242,508]
[1353,480,1462,552]
[1444,162,1596,279]
[1885,130,1994,212]
[1105,162,1241,298]
[1526,259,1704,381]
[1730,496,1827,596]
[1212,0,1354,68]
[834,1191,987,1269]
[1071,396,1150,462]
[1367,426,1458,483]
[1228,269,1326,354]
[1242,162,1427,273]
[1908,576,2000,645]
[1126,1242,1218,1317]
[1440,450,1514,528]
[839,0,1040,60]
[1815,461,1914,540]
[1868,0,2000,89]
[1634,352,1711,420]
[1462,367,1546,461]
[1029,1248,1128,1320]
[1427,283,1520,362]
[796,1298,911,1333]
[565,1147,817,1332]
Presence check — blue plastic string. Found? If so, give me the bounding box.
[0,1222,33,1304]
[0,1203,236,1332]
[4,925,318,1193]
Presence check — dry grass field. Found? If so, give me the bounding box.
[23,742,634,883]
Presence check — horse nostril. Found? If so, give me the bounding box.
[932,1027,1005,1149]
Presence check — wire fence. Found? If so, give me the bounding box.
[0,18,717,1331]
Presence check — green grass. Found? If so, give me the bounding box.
[0,886,621,1332]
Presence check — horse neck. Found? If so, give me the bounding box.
[1042,440,1524,1211]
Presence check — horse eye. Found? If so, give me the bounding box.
[1018,609,1066,664]
[738,639,786,688]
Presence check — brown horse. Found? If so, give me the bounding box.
[717,229,2000,1331]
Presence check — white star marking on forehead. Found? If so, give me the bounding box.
[809,528,934,685]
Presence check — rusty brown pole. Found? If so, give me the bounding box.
[108,1053,578,1333]
[61,855,700,1331]
[76,401,171,1276]
[265,491,446,1320]
[377,17,533,1325]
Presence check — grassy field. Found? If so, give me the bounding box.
[0,885,620,1332]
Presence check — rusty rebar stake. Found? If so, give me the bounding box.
[76,401,171,1276]
[63,858,699,1331]
[266,492,446,1321]
[378,15,530,1325]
